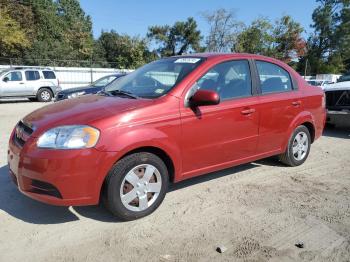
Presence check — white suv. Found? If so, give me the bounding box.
[0,67,61,102]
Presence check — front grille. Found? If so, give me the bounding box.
[30,179,62,199]
[13,121,33,147]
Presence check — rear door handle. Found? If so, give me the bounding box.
[19,82,24,84]
[241,108,256,115]
[292,101,301,106]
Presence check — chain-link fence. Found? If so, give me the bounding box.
[0,57,132,89]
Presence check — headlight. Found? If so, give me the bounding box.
[68,91,85,99]
[37,125,100,149]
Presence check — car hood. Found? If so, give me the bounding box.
[323,81,350,91]
[23,94,153,136]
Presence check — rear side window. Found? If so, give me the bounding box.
[25,70,40,81]
[256,61,292,94]
[42,71,56,79]
[197,60,252,100]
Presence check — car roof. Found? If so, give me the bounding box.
[171,53,288,65]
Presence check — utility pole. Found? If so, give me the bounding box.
[304,58,308,79]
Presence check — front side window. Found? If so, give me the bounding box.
[25,71,40,81]
[106,57,204,98]
[197,60,252,100]
[3,71,22,81]
[256,61,292,94]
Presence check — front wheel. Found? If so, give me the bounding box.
[104,152,169,221]
[279,125,311,166]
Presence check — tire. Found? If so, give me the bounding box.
[37,88,53,102]
[104,152,169,221]
[279,125,311,167]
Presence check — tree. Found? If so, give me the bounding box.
[335,0,350,70]
[20,0,94,65]
[273,15,306,63]
[202,8,243,52]
[303,0,350,74]
[234,17,274,55]
[0,7,30,57]
[147,17,202,57]
[96,30,156,69]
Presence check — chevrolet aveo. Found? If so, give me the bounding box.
[8,54,326,220]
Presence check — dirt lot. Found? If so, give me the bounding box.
[0,100,349,262]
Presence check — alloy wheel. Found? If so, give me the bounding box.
[120,164,162,212]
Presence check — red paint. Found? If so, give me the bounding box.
[7,53,325,206]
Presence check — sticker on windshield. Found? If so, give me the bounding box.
[174,58,201,64]
[155,89,165,94]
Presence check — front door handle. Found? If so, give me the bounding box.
[19,82,24,84]
[292,101,301,106]
[241,108,256,115]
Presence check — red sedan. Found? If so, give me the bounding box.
[7,53,326,220]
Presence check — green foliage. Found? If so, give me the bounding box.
[96,31,156,69]
[304,0,350,74]
[147,17,202,57]
[0,7,30,56]
[234,16,306,64]
[0,0,348,73]
[273,15,306,63]
[234,17,274,55]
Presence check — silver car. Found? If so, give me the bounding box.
[0,67,61,102]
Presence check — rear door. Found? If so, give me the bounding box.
[1,71,25,96]
[254,60,304,154]
[24,70,41,95]
[180,59,259,178]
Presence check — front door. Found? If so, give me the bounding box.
[1,71,25,96]
[180,59,259,178]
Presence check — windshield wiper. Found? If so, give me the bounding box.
[109,90,138,99]
[98,90,112,96]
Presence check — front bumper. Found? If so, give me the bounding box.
[7,132,118,206]
[326,110,350,124]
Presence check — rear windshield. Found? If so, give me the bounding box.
[43,71,56,79]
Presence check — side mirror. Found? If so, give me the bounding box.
[190,89,220,107]
[3,77,9,82]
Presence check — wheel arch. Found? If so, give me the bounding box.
[283,111,316,151]
[98,144,178,203]
[37,86,54,96]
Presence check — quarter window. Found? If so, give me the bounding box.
[256,61,292,94]
[43,71,56,79]
[4,71,22,81]
[197,60,252,100]
[25,71,40,81]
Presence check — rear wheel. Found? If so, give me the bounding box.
[279,125,311,166]
[104,152,169,221]
[37,88,53,102]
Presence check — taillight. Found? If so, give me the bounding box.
[322,92,326,108]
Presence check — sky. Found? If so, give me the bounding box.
[80,0,319,39]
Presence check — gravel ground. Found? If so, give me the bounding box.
[0,100,349,262]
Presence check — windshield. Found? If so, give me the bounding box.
[307,80,323,86]
[338,75,350,82]
[93,75,118,87]
[105,57,204,98]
